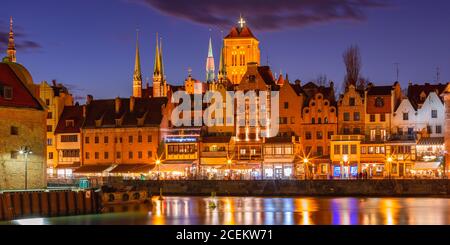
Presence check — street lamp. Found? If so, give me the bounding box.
[155,159,161,181]
[19,146,32,190]
[303,158,309,180]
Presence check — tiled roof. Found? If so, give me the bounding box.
[407,83,447,109]
[55,105,84,134]
[83,97,167,128]
[417,137,444,145]
[225,26,257,39]
[257,66,278,87]
[0,62,44,110]
[367,85,392,96]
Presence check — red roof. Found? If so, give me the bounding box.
[55,105,84,134]
[225,26,257,39]
[0,63,43,110]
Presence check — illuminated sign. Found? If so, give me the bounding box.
[165,137,197,143]
[333,166,341,177]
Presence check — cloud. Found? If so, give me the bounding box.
[138,0,391,31]
[0,21,42,53]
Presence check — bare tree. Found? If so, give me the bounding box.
[357,76,369,90]
[343,45,362,88]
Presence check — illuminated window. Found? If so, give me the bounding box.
[334,145,340,154]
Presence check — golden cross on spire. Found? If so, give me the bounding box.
[238,14,246,29]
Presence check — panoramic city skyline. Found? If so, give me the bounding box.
[1,0,450,100]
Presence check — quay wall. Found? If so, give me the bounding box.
[125,180,450,197]
[0,189,102,221]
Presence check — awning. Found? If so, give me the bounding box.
[417,137,444,145]
[201,157,227,165]
[73,165,111,173]
[55,162,81,169]
[153,164,191,172]
[219,164,260,170]
[414,162,441,170]
[110,164,155,173]
[263,157,294,163]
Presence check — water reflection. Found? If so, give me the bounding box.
[6,197,450,225]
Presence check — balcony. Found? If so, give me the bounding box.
[388,134,417,142]
[331,135,365,141]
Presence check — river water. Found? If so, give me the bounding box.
[6,196,450,225]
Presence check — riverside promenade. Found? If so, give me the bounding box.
[124,179,450,197]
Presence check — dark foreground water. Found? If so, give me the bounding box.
[6,196,450,225]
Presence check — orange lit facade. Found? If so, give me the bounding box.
[223,17,261,84]
[300,82,337,179]
[77,97,169,176]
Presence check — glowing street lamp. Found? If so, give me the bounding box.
[19,146,32,190]
[303,158,309,180]
[155,159,161,181]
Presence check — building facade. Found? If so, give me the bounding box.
[0,62,47,190]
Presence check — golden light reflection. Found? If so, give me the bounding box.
[380,199,399,225]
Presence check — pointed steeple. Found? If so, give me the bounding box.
[153,33,162,76]
[7,16,16,63]
[153,33,166,97]
[206,37,215,82]
[218,40,227,81]
[132,30,142,97]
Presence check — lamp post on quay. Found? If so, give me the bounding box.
[303,158,309,180]
[155,159,161,181]
[19,146,32,190]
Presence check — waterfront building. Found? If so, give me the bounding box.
[278,80,304,137]
[162,127,201,179]
[262,136,298,179]
[0,61,47,189]
[199,136,231,179]
[223,16,261,84]
[300,82,337,179]
[53,104,84,178]
[77,96,169,176]
[38,80,73,170]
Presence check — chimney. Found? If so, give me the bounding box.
[295,79,301,86]
[52,79,57,86]
[82,105,86,118]
[86,94,93,105]
[130,96,135,112]
[115,97,121,114]
[247,62,258,73]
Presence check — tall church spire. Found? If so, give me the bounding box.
[132,30,142,98]
[153,33,162,76]
[206,37,215,82]
[218,40,227,81]
[7,16,16,63]
[153,33,166,97]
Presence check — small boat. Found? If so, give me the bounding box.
[102,190,151,205]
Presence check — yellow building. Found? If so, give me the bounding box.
[77,97,169,176]
[223,16,260,84]
[38,80,73,169]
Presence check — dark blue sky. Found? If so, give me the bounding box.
[1,0,449,100]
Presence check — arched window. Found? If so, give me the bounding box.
[311,118,315,124]
[318,118,322,124]
[324,117,328,124]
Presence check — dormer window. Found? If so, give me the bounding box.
[375,97,384,107]
[2,86,13,100]
[249,75,256,83]
[65,120,75,127]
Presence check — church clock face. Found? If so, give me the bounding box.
[375,97,384,107]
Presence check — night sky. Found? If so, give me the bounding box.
[1,0,450,100]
